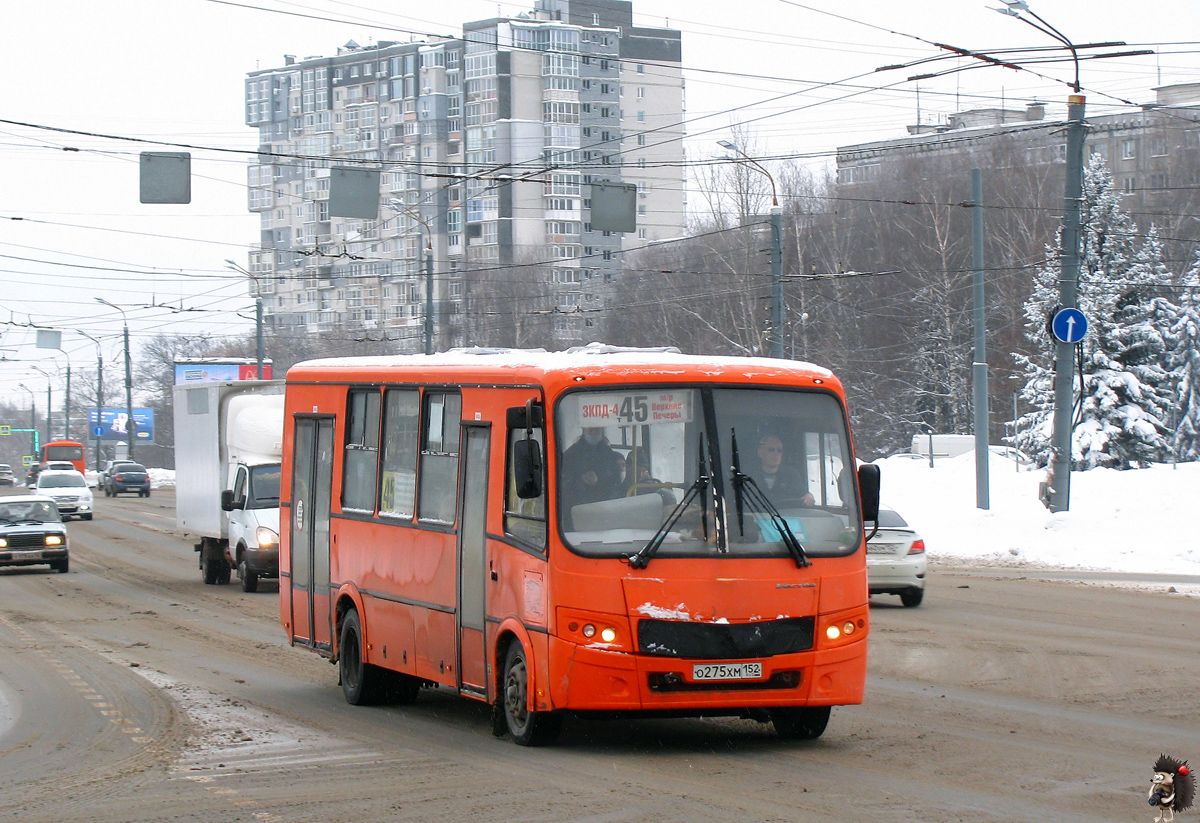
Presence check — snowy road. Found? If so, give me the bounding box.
[0,488,1195,822]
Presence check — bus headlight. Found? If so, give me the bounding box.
[558,608,632,652]
[255,527,279,549]
[818,607,869,649]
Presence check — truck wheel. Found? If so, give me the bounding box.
[201,550,220,585]
[240,559,259,593]
[200,542,230,585]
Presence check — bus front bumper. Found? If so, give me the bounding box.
[549,637,866,712]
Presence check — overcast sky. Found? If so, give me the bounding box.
[1,0,1196,394]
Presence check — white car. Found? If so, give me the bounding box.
[866,506,926,607]
[34,470,94,521]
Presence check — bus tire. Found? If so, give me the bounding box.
[770,705,831,740]
[339,609,387,705]
[502,641,562,746]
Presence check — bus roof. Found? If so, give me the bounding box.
[286,345,838,389]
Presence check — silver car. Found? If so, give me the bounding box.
[866,506,927,607]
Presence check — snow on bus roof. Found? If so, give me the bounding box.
[291,343,835,379]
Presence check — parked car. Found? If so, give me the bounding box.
[104,463,151,498]
[34,470,94,521]
[0,464,16,486]
[0,495,69,573]
[866,506,926,607]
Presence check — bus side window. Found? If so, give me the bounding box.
[505,427,546,551]
[418,391,461,524]
[380,388,420,519]
[343,388,381,513]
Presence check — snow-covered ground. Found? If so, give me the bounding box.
[139,453,1200,577]
[877,450,1200,576]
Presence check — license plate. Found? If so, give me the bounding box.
[12,550,43,561]
[692,662,763,681]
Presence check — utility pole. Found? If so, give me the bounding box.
[424,241,434,356]
[1048,94,1086,512]
[770,206,784,360]
[77,330,104,472]
[971,168,990,510]
[97,298,135,462]
[993,0,1149,511]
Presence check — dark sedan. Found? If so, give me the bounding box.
[104,463,152,497]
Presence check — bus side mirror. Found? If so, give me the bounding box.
[512,439,543,499]
[857,463,881,523]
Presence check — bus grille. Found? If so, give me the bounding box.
[637,616,815,659]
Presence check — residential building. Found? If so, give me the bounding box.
[240,0,684,348]
[836,82,1200,221]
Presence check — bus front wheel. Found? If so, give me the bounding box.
[501,642,562,746]
[770,705,831,740]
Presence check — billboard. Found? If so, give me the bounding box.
[174,359,273,385]
[87,408,155,444]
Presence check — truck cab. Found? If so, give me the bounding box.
[221,462,281,592]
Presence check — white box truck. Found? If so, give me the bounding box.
[174,380,285,592]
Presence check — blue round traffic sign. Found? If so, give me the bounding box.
[93,426,105,437]
[1051,308,1088,344]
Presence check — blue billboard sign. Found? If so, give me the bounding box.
[87,409,155,444]
[174,360,272,384]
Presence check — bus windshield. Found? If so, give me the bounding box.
[557,386,861,560]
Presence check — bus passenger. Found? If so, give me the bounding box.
[750,434,814,507]
[560,427,625,519]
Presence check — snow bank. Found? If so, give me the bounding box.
[877,451,1200,576]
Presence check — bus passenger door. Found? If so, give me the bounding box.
[289,416,335,652]
[456,425,490,695]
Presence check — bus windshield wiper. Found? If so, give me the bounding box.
[627,438,711,570]
[729,434,810,569]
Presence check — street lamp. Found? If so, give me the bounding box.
[717,141,785,359]
[95,298,135,462]
[76,329,104,472]
[994,0,1085,513]
[387,199,435,356]
[16,383,36,462]
[225,260,265,378]
[29,364,54,445]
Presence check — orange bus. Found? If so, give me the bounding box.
[280,347,880,745]
[41,440,87,475]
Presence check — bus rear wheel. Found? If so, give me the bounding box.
[502,641,562,746]
[770,705,831,740]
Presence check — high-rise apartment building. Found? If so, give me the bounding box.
[241,0,684,349]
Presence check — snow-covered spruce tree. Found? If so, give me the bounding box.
[1011,244,1059,467]
[1012,154,1172,469]
[1170,260,1200,461]
[1074,226,1174,468]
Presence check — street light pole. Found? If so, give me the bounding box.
[17,383,36,463]
[995,0,1084,512]
[76,330,104,472]
[386,201,436,355]
[225,260,264,378]
[96,298,135,462]
[717,140,785,359]
[30,365,53,446]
